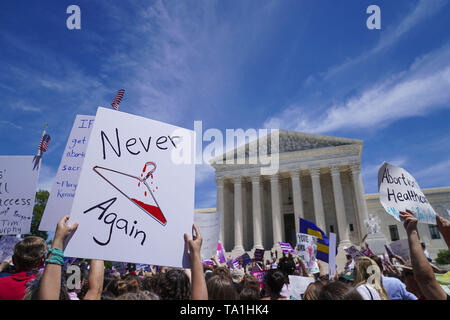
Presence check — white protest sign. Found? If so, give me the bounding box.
[193,210,221,261]
[39,115,95,232]
[0,156,39,235]
[378,162,436,224]
[295,233,319,274]
[64,107,196,268]
[328,232,337,280]
[288,275,315,299]
[389,239,410,261]
[0,235,20,261]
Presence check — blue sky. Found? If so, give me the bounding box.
[1,0,450,210]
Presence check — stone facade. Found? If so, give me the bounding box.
[202,130,450,266]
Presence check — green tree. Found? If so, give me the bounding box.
[24,189,50,240]
[435,249,450,265]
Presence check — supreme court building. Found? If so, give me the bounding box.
[205,130,450,263]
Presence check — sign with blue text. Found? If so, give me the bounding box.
[0,156,39,235]
[64,107,196,268]
[378,162,436,224]
[39,115,95,232]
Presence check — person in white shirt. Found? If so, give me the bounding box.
[271,257,278,269]
[344,255,355,273]
[353,256,389,300]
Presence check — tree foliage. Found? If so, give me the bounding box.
[435,249,450,265]
[24,189,49,240]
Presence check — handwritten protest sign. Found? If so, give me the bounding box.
[328,233,337,280]
[288,275,315,299]
[0,156,39,235]
[295,233,319,274]
[0,235,20,261]
[39,115,95,232]
[193,210,221,261]
[378,162,436,224]
[64,107,196,268]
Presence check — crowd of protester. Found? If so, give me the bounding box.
[0,209,449,300]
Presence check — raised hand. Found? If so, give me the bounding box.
[399,209,418,235]
[53,215,79,249]
[184,224,202,258]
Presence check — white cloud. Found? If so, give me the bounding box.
[322,0,447,81]
[265,44,450,133]
[0,120,22,130]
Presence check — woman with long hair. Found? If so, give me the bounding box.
[353,256,389,300]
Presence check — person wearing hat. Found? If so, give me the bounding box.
[371,255,417,300]
[400,209,449,300]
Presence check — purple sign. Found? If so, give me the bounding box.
[254,248,265,261]
[278,242,295,255]
[202,260,214,266]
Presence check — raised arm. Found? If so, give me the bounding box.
[39,216,78,300]
[297,257,311,277]
[435,213,450,249]
[83,260,104,300]
[400,210,447,300]
[184,224,208,300]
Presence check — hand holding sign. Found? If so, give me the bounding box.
[53,216,78,249]
[399,209,418,235]
[184,224,203,259]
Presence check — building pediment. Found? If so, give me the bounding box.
[210,129,363,165]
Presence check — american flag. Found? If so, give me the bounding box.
[111,89,125,110]
[38,134,51,153]
[278,242,295,255]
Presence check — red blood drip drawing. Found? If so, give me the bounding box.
[131,198,166,225]
[92,162,166,226]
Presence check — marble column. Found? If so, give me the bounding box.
[270,174,283,247]
[350,164,369,239]
[232,176,244,253]
[330,166,350,245]
[251,175,264,250]
[216,177,225,246]
[290,170,304,233]
[310,168,326,231]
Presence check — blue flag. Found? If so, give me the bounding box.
[299,218,337,263]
